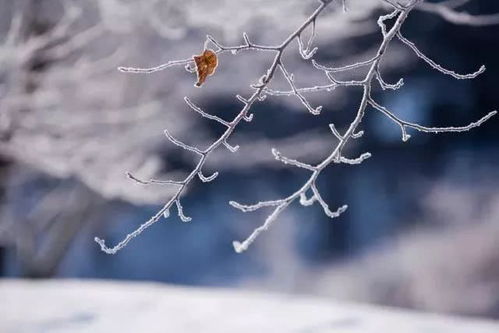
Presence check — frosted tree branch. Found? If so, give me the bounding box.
[198,171,219,183]
[297,19,318,60]
[163,128,204,156]
[263,84,336,96]
[339,152,372,165]
[95,0,336,254]
[375,69,404,90]
[312,55,379,73]
[329,123,344,141]
[95,0,497,255]
[118,31,280,74]
[126,172,185,186]
[279,63,323,115]
[368,98,497,140]
[272,148,317,171]
[352,130,364,139]
[184,97,230,127]
[231,0,496,253]
[230,199,286,213]
[175,200,192,223]
[312,184,349,219]
[397,31,486,80]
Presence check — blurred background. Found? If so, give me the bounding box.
[1,0,498,320]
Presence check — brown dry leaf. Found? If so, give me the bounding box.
[193,49,218,87]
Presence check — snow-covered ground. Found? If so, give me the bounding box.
[1,279,498,333]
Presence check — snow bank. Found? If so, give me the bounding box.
[1,279,497,333]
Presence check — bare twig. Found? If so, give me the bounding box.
[279,63,323,115]
[369,98,497,139]
[397,31,485,80]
